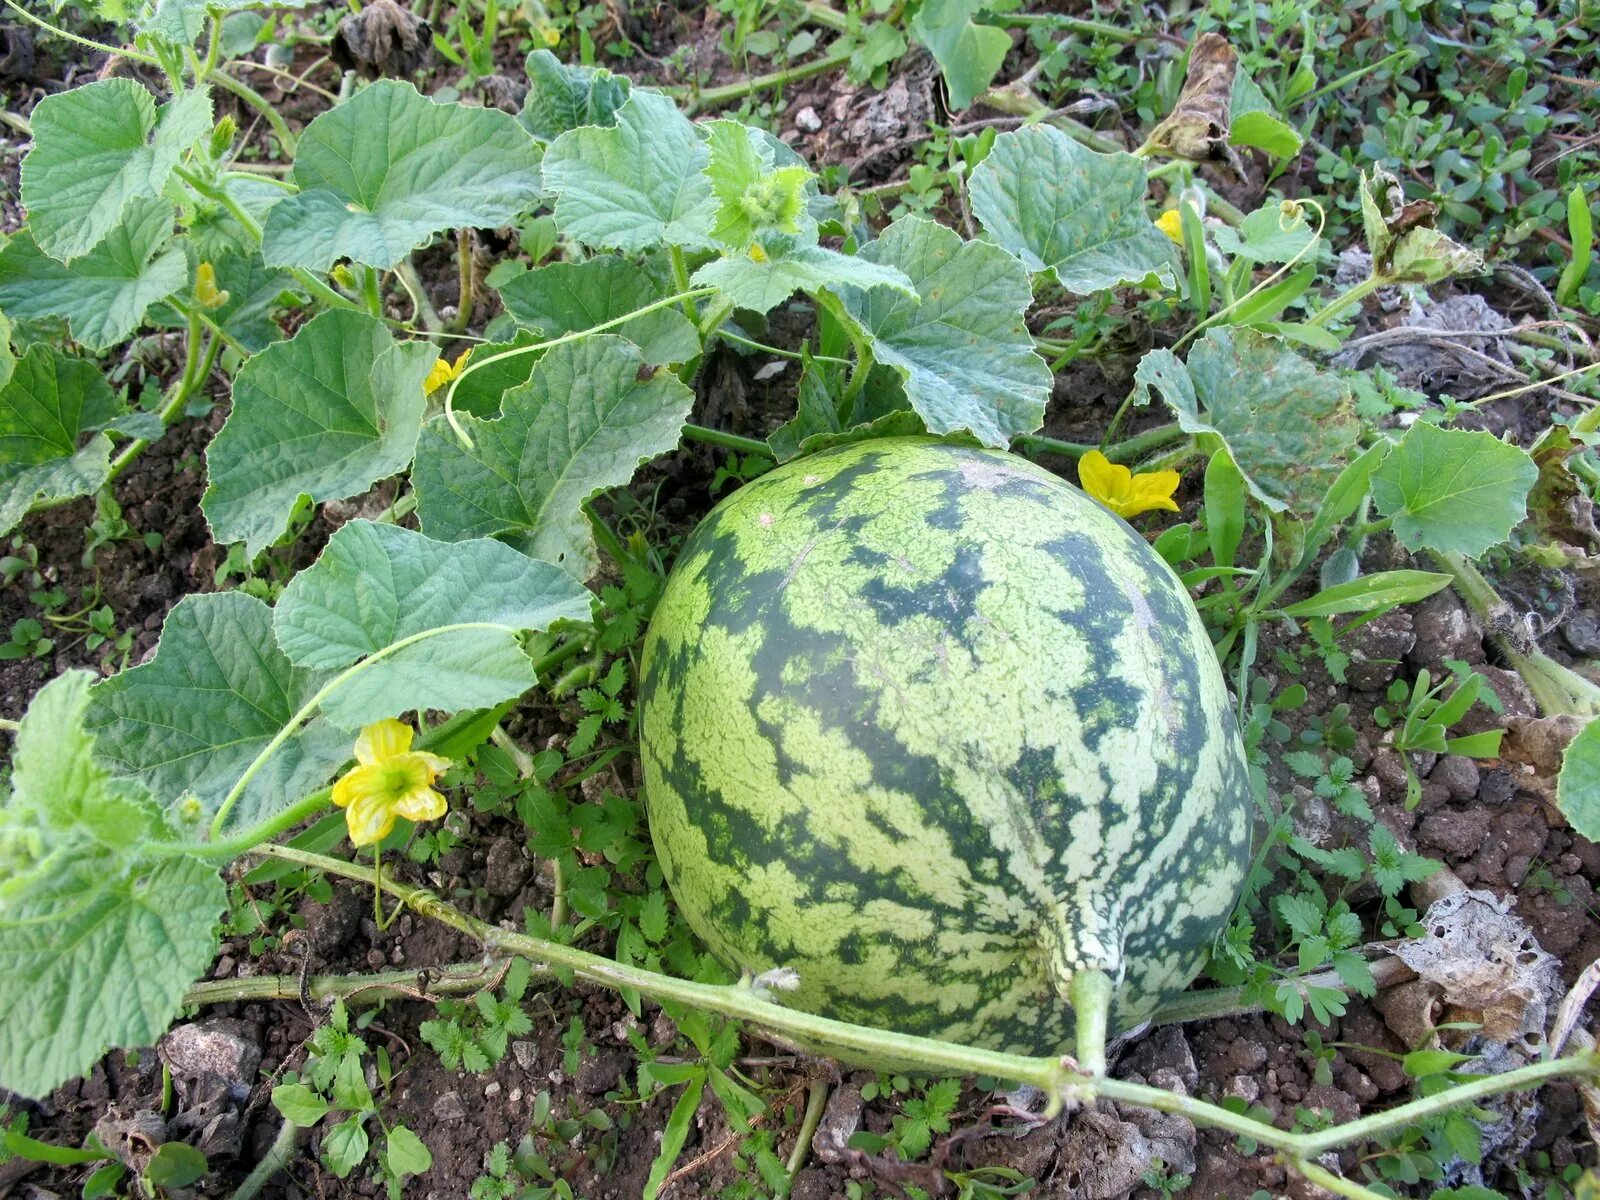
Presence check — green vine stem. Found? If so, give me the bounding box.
[227,1118,302,1200]
[247,842,1600,1186]
[681,424,771,457]
[786,1079,830,1184]
[672,41,855,112]
[812,290,874,415]
[1431,551,1600,717]
[206,71,299,157]
[183,960,515,1007]
[107,305,219,484]
[0,0,160,65]
[1015,422,1187,465]
[1065,970,1112,1077]
[443,287,719,448]
[446,228,474,334]
[1307,276,1386,328]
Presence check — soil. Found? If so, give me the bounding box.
[3,5,1600,1200]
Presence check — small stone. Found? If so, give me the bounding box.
[432,1091,467,1121]
[575,1051,625,1095]
[512,1041,538,1071]
[794,105,822,132]
[484,836,530,898]
[1429,755,1481,802]
[1223,1038,1267,1074]
[1562,610,1600,657]
[484,1081,501,1098]
[1417,806,1491,859]
[1225,1074,1260,1105]
[160,1019,261,1085]
[1406,590,1482,672]
[509,1087,522,1104]
[1345,610,1415,692]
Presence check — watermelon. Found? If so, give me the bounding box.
[638,437,1252,1063]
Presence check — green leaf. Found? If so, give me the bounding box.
[519,49,630,141]
[271,1083,331,1127]
[497,256,700,364]
[910,0,1009,110]
[144,1142,207,1189]
[0,346,124,536]
[541,89,715,253]
[19,80,209,263]
[2,1130,112,1165]
[1277,571,1452,618]
[261,81,542,272]
[1370,422,1538,557]
[0,197,186,351]
[692,239,916,315]
[1133,328,1357,514]
[1228,71,1302,159]
[140,0,314,47]
[833,215,1050,448]
[1211,203,1318,265]
[643,1075,706,1200]
[413,335,694,577]
[272,521,591,727]
[1558,719,1600,842]
[323,1115,369,1178]
[1401,1048,1476,1078]
[703,119,812,249]
[196,251,294,353]
[0,678,224,1100]
[969,125,1180,293]
[384,1126,432,1178]
[202,310,435,556]
[88,592,350,831]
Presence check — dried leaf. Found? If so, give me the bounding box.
[1143,33,1245,176]
[332,0,431,80]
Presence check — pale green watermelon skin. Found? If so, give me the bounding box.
[639,437,1252,1058]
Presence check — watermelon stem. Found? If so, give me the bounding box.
[1066,969,1113,1077]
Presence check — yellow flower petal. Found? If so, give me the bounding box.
[343,786,399,847]
[392,783,448,823]
[423,357,454,394]
[1154,209,1184,245]
[195,262,229,309]
[1078,450,1131,507]
[354,718,414,766]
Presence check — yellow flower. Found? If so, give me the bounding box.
[423,348,473,393]
[1154,209,1184,245]
[748,242,770,264]
[195,262,229,309]
[331,719,451,847]
[1077,449,1180,520]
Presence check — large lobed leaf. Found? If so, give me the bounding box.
[0,346,126,535]
[1134,328,1358,515]
[0,197,187,351]
[832,215,1051,448]
[0,673,224,1100]
[969,125,1180,294]
[202,309,436,555]
[413,334,694,577]
[273,521,593,727]
[1371,421,1538,557]
[261,81,543,271]
[519,50,630,141]
[88,593,350,832]
[497,256,700,365]
[19,80,210,263]
[541,90,715,253]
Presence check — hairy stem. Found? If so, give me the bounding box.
[446,228,474,333]
[785,1079,830,1188]
[681,423,771,457]
[227,1118,302,1200]
[675,40,854,111]
[1067,970,1112,1077]
[185,960,514,1007]
[249,842,1600,1182]
[1308,276,1385,328]
[209,70,298,156]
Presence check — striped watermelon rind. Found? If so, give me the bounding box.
[640,437,1252,1062]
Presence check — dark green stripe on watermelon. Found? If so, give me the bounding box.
[640,438,1252,1059]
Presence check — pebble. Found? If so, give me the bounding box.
[794,105,822,132]
[432,1091,467,1121]
[159,1019,261,1085]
